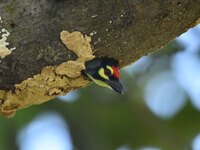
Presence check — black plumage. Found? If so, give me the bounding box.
[82,57,123,94]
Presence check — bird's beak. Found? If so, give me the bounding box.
[106,80,124,94]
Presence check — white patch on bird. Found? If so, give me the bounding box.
[0,17,16,59]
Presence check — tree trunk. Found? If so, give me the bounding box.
[0,0,199,117]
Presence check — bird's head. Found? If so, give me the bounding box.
[83,57,124,94]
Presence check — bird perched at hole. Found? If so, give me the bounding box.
[82,57,124,94]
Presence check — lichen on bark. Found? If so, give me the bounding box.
[0,31,94,117]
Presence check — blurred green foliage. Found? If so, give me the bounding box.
[1,73,200,150]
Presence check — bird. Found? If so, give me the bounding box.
[82,57,124,94]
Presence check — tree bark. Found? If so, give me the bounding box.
[0,0,200,117]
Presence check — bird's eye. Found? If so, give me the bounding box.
[104,68,111,76]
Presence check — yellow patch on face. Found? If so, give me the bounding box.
[86,74,110,88]
[106,65,113,74]
[98,68,109,80]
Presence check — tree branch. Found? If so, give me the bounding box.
[0,0,199,116]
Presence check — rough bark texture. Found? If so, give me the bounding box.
[0,0,200,117]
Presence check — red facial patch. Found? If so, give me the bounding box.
[112,66,120,78]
